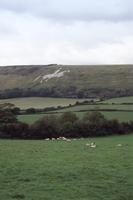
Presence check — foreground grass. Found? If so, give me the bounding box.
[0,135,133,200]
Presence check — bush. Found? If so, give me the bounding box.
[26,108,36,114]
[0,122,29,138]
[59,112,78,124]
[30,115,60,139]
[0,110,133,139]
[0,110,17,123]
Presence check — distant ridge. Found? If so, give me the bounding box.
[0,64,133,99]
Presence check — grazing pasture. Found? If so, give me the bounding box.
[0,135,132,200]
[52,103,133,112]
[0,97,87,109]
[104,96,133,104]
[75,111,133,122]
[18,111,133,124]
[18,113,55,124]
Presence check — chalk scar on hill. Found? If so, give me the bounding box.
[33,68,70,83]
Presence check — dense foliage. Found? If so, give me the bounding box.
[1,87,133,99]
[0,109,133,139]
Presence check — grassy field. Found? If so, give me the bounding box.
[104,96,133,104]
[0,135,132,200]
[52,104,133,112]
[0,97,87,109]
[18,113,56,124]
[18,111,133,124]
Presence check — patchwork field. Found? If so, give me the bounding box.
[52,104,133,112]
[18,111,133,124]
[1,96,133,124]
[104,96,133,104]
[0,135,132,200]
[0,97,87,109]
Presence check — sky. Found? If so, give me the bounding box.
[0,0,132,65]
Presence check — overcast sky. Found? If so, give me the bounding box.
[0,0,132,65]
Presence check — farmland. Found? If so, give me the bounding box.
[18,111,133,124]
[13,97,133,124]
[0,97,88,109]
[0,135,132,200]
[104,96,133,104]
[0,94,133,124]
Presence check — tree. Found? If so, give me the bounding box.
[0,110,17,123]
[30,115,59,139]
[12,107,21,115]
[83,111,106,124]
[59,112,78,124]
[26,108,36,114]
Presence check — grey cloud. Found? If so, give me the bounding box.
[0,1,132,65]
[0,0,132,22]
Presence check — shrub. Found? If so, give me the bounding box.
[0,110,17,123]
[26,108,36,114]
[0,122,29,138]
[30,115,60,139]
[59,112,78,124]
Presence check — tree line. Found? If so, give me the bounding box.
[1,87,133,99]
[0,109,133,139]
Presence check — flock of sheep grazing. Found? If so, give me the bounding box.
[45,137,97,148]
[45,138,122,148]
[45,137,71,142]
[86,142,97,148]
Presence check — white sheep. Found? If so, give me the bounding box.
[45,138,50,141]
[90,144,96,148]
[117,144,122,147]
[66,139,71,142]
[86,143,90,146]
[89,142,97,148]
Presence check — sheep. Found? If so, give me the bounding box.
[117,144,122,147]
[62,137,67,140]
[66,139,71,142]
[54,136,71,142]
[45,138,50,141]
[86,142,97,148]
[86,143,90,146]
[90,144,96,148]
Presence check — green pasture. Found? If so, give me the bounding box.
[18,111,133,124]
[0,135,132,200]
[18,113,56,124]
[104,96,133,104]
[75,111,133,122]
[53,104,133,112]
[0,97,87,109]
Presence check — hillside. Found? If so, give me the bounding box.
[0,64,133,99]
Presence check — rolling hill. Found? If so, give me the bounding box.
[0,64,133,99]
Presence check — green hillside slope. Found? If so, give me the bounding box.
[0,64,133,99]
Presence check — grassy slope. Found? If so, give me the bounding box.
[0,97,86,109]
[0,64,133,91]
[0,135,132,200]
[51,104,133,112]
[2,96,133,110]
[104,96,133,103]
